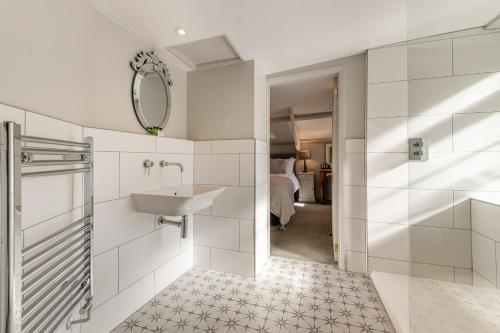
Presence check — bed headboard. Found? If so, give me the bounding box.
[270,152,298,174]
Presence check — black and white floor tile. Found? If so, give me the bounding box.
[112,256,394,333]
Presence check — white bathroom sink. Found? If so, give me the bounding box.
[132,184,225,216]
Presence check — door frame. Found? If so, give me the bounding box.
[266,65,346,269]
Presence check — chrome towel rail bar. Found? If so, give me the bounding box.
[1,122,94,333]
[20,135,91,148]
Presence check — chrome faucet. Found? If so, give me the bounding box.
[159,160,184,172]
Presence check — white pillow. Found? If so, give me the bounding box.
[270,159,286,174]
[283,158,295,174]
[270,158,295,174]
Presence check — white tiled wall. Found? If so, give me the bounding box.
[366,29,500,282]
[0,106,195,332]
[193,139,263,277]
[344,139,367,273]
[471,199,500,287]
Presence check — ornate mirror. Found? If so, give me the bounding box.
[131,51,173,134]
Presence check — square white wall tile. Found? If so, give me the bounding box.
[194,141,212,154]
[345,251,366,274]
[368,257,409,275]
[344,154,365,186]
[453,191,471,229]
[410,262,454,282]
[410,152,500,191]
[0,104,25,131]
[194,215,239,251]
[22,175,74,229]
[154,247,193,293]
[194,154,239,186]
[408,73,500,116]
[93,248,118,307]
[93,198,155,255]
[81,274,154,333]
[471,199,500,242]
[367,153,408,188]
[239,219,254,253]
[211,186,255,219]
[453,112,500,152]
[25,112,82,141]
[119,225,180,290]
[254,182,268,274]
[472,231,497,285]
[368,222,409,261]
[181,154,194,185]
[408,39,452,80]
[345,218,366,252]
[408,115,453,152]
[194,245,211,269]
[368,45,407,83]
[83,127,156,152]
[409,189,454,228]
[410,226,471,268]
[367,81,408,118]
[453,32,500,75]
[94,152,120,203]
[367,117,408,153]
[345,139,365,153]
[157,137,194,154]
[343,186,366,219]
[211,248,254,276]
[239,154,255,186]
[367,187,408,225]
[211,140,254,154]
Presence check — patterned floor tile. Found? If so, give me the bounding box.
[112,257,394,333]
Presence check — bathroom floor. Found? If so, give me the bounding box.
[271,203,334,264]
[112,256,394,333]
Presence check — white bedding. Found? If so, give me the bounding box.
[270,173,299,227]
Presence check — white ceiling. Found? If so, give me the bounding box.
[270,77,334,115]
[270,76,333,141]
[91,0,499,73]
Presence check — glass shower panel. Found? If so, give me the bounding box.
[407,2,500,332]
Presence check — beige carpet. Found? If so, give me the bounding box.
[271,203,334,264]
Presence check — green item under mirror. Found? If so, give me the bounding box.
[146,127,162,136]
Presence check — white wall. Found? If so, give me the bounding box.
[0,0,187,138]
[343,139,367,273]
[0,105,194,332]
[471,199,500,287]
[192,139,261,276]
[187,61,256,140]
[366,28,500,280]
[267,53,367,139]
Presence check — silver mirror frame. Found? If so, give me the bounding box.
[130,50,173,133]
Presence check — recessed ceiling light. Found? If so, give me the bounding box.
[174,27,187,36]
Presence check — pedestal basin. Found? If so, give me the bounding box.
[132,184,225,216]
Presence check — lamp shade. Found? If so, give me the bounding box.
[298,150,311,160]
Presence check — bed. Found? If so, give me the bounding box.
[270,153,300,229]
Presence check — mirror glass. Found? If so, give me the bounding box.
[131,51,172,134]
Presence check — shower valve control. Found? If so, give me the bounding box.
[409,138,428,161]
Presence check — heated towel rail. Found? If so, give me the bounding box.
[0,122,94,333]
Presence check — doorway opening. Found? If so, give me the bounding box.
[267,71,341,265]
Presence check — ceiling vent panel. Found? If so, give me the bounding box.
[166,35,241,70]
